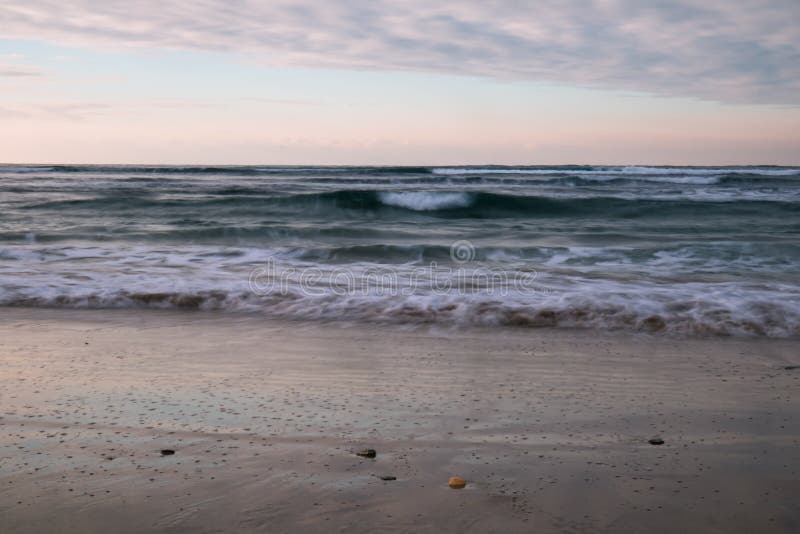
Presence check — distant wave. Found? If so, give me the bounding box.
[3,164,798,179]
[3,164,797,191]
[558,174,722,185]
[0,165,56,173]
[17,189,800,218]
[432,166,595,175]
[616,166,800,176]
[0,165,434,176]
[434,165,800,177]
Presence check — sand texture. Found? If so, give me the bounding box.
[1,309,798,533]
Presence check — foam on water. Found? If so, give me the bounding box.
[1,242,798,336]
[377,191,474,210]
[434,166,800,176]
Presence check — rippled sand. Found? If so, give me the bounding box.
[1,309,798,533]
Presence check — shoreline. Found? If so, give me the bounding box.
[1,303,798,340]
[1,308,798,532]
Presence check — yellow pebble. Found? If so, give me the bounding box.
[448,476,466,489]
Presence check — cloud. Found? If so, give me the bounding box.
[0,96,318,121]
[0,1,798,104]
[0,101,112,120]
[0,62,44,78]
[243,97,323,107]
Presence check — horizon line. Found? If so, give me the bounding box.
[3,162,799,168]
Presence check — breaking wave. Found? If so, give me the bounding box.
[377,191,474,211]
[2,285,798,337]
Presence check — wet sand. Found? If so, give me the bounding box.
[0,308,798,533]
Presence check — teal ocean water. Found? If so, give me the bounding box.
[1,164,799,336]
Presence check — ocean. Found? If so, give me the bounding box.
[1,164,798,336]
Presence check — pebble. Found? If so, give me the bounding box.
[449,476,466,489]
[356,449,376,458]
[648,438,665,445]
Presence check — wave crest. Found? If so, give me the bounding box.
[377,191,473,211]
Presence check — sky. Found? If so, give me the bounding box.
[0,0,799,165]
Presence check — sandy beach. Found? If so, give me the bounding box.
[0,308,797,532]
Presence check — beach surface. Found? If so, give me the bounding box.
[1,308,798,533]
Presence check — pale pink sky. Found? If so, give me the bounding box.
[1,0,798,164]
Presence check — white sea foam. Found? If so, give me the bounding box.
[434,168,563,175]
[575,174,723,185]
[617,166,799,176]
[1,243,799,337]
[433,167,799,186]
[377,191,474,211]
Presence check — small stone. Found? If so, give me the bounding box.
[449,476,466,489]
[648,438,664,445]
[356,449,376,458]
[379,475,396,481]
[160,449,176,456]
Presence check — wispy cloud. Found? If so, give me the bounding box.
[0,62,44,78]
[0,101,112,120]
[0,1,798,104]
[0,98,220,120]
[242,97,323,107]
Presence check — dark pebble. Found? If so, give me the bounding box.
[356,449,376,458]
[648,438,665,445]
[379,475,397,481]
[161,449,176,456]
